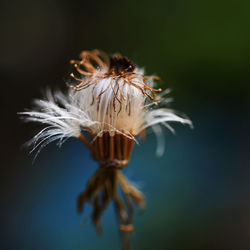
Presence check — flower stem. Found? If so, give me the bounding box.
[113,203,132,250]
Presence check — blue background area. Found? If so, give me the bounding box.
[4,110,250,249]
[1,0,250,249]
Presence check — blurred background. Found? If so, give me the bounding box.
[1,0,250,249]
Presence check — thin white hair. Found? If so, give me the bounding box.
[19,84,192,158]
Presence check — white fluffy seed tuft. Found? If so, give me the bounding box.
[19,89,97,159]
[19,69,192,158]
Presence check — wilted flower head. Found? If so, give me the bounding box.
[19,50,192,237]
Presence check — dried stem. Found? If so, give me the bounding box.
[114,202,132,250]
[77,165,145,250]
[77,129,145,249]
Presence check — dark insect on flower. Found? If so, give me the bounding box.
[19,49,192,239]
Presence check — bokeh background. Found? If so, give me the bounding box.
[1,0,250,249]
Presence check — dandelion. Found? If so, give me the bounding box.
[19,49,192,247]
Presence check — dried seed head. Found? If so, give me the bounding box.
[69,50,164,138]
[20,49,192,160]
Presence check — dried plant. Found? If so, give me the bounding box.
[19,50,192,249]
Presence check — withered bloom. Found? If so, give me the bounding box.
[19,50,191,237]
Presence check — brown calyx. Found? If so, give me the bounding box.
[91,132,134,168]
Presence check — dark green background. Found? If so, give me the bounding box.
[1,0,250,249]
